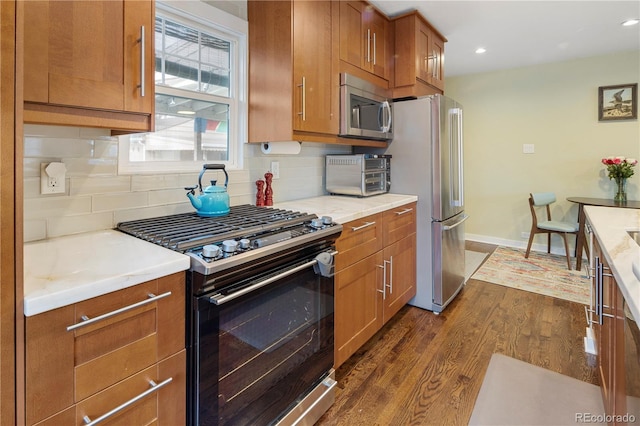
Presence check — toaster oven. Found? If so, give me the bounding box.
[325,154,391,197]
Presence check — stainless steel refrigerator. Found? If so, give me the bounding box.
[385,94,467,313]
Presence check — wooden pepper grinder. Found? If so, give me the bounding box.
[264,172,273,206]
[255,179,265,206]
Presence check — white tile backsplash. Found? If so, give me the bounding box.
[24,219,47,242]
[24,196,92,220]
[23,125,353,242]
[92,192,150,212]
[47,212,114,238]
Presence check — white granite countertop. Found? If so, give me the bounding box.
[585,206,640,322]
[23,194,417,317]
[23,230,191,316]
[274,193,418,223]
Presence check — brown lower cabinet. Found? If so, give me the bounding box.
[26,272,186,425]
[593,237,640,424]
[334,202,416,368]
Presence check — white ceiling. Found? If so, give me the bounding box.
[369,0,640,77]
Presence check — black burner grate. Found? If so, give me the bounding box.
[116,204,316,252]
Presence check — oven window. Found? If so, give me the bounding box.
[196,265,334,425]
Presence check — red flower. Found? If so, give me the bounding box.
[601,156,637,180]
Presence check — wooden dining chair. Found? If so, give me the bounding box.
[525,192,579,270]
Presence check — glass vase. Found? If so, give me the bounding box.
[614,178,627,203]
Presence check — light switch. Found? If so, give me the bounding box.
[523,144,535,154]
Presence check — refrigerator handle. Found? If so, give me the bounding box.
[457,108,464,206]
[449,107,464,208]
[442,214,469,231]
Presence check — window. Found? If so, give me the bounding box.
[118,1,247,174]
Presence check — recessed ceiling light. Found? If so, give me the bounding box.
[177,110,196,115]
[475,48,486,54]
[622,19,639,26]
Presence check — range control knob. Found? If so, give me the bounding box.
[202,244,221,258]
[239,239,250,249]
[321,216,333,225]
[222,240,238,253]
[311,218,323,228]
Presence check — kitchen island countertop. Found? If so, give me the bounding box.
[585,206,640,322]
[274,193,418,223]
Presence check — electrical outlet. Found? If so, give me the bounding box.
[521,232,530,239]
[270,161,280,179]
[40,162,66,194]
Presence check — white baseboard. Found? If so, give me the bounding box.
[466,233,587,259]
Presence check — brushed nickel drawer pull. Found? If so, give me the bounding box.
[367,29,371,63]
[297,77,306,121]
[67,291,172,332]
[82,377,172,425]
[351,221,375,232]
[377,263,386,300]
[138,26,146,97]
[394,208,413,216]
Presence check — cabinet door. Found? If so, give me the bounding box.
[334,252,384,368]
[293,0,335,133]
[429,33,445,91]
[365,8,389,79]
[23,1,153,115]
[339,1,364,70]
[594,241,618,416]
[383,234,417,322]
[416,22,431,83]
[623,299,640,422]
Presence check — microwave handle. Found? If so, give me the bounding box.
[379,101,392,133]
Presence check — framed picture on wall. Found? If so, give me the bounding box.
[598,83,638,121]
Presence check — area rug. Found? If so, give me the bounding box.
[470,246,590,305]
[465,250,488,283]
[469,353,604,425]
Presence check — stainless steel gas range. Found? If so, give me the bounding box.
[117,205,342,426]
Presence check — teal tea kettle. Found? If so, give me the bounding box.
[185,164,230,217]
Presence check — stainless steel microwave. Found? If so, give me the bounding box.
[339,73,393,141]
[326,154,391,197]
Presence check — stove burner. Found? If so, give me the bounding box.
[117,204,318,252]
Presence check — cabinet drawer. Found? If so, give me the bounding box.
[383,202,417,246]
[76,350,185,426]
[26,273,185,425]
[336,213,383,269]
[34,351,186,426]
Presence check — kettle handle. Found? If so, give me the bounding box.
[198,164,229,192]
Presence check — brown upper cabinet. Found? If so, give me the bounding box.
[393,11,446,99]
[247,0,340,144]
[339,1,391,83]
[22,0,155,134]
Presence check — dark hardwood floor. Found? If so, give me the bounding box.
[318,241,598,425]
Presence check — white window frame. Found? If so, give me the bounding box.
[118,0,247,174]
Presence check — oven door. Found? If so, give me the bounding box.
[192,251,335,426]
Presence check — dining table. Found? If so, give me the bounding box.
[567,197,640,271]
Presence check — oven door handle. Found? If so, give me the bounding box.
[209,252,337,306]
